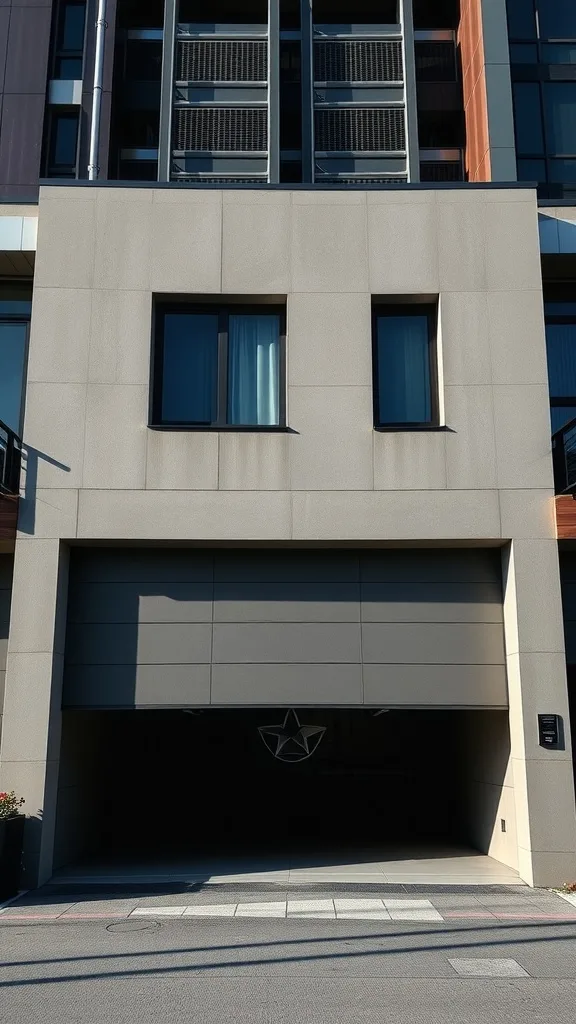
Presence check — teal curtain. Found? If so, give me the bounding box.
[377,315,431,424]
[228,314,280,425]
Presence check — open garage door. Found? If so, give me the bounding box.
[63,547,508,711]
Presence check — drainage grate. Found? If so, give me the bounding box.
[177,40,268,82]
[314,40,403,82]
[173,108,267,152]
[316,176,407,185]
[315,108,405,152]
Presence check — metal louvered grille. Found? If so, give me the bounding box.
[314,40,403,82]
[173,108,267,151]
[320,176,407,185]
[177,40,267,82]
[315,109,405,152]
[173,177,266,183]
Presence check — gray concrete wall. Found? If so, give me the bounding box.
[1,182,575,887]
[63,548,507,709]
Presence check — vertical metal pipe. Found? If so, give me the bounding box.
[88,0,108,180]
[268,0,281,183]
[158,0,178,182]
[399,0,420,182]
[300,0,314,183]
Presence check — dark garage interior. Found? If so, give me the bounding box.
[53,707,513,873]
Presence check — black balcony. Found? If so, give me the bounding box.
[0,420,22,496]
[553,416,576,494]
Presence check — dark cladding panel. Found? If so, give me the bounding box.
[0,2,52,194]
[3,5,52,93]
[0,10,9,80]
[0,94,46,193]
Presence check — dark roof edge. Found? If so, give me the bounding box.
[38,178,536,193]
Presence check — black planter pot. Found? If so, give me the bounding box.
[0,815,25,901]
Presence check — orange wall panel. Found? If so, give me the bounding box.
[458,0,491,182]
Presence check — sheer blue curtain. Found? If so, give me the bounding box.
[162,313,218,423]
[377,314,432,424]
[228,314,280,425]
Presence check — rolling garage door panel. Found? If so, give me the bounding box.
[63,549,508,708]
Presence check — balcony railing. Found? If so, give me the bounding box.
[0,420,22,496]
[552,416,576,494]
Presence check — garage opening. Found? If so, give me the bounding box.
[53,545,518,883]
[53,706,518,882]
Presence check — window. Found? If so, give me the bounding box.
[543,83,576,154]
[0,285,31,435]
[372,305,438,428]
[513,83,544,156]
[45,111,79,176]
[152,305,285,428]
[53,1,86,79]
[506,0,537,40]
[538,2,576,40]
[546,300,576,433]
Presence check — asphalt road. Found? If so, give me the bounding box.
[2,887,576,1022]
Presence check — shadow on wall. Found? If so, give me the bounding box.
[0,555,13,750]
[458,711,517,871]
[17,446,71,536]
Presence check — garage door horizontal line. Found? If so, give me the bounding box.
[64,660,508,666]
[65,614,500,622]
[61,703,509,710]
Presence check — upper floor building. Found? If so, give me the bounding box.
[0,0,533,193]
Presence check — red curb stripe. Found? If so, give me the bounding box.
[0,913,130,920]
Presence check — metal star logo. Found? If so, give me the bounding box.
[258,709,326,763]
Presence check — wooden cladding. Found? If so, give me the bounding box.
[0,494,18,541]
[556,495,576,539]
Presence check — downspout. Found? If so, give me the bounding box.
[88,0,108,180]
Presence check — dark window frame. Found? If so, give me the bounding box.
[371,303,439,431]
[0,307,31,437]
[150,302,287,430]
[51,0,87,81]
[545,301,576,427]
[44,108,80,177]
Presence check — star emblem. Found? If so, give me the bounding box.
[258,709,326,762]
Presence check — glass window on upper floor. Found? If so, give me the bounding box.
[152,304,285,429]
[511,76,576,194]
[507,1,576,42]
[44,111,80,177]
[0,284,31,437]
[372,305,438,429]
[53,1,86,80]
[545,297,576,435]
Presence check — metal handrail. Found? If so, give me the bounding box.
[0,419,22,496]
[552,415,576,495]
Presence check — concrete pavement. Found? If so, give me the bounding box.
[2,884,576,1022]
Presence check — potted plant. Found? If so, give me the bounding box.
[0,791,25,901]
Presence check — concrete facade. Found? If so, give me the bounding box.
[0,182,574,888]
